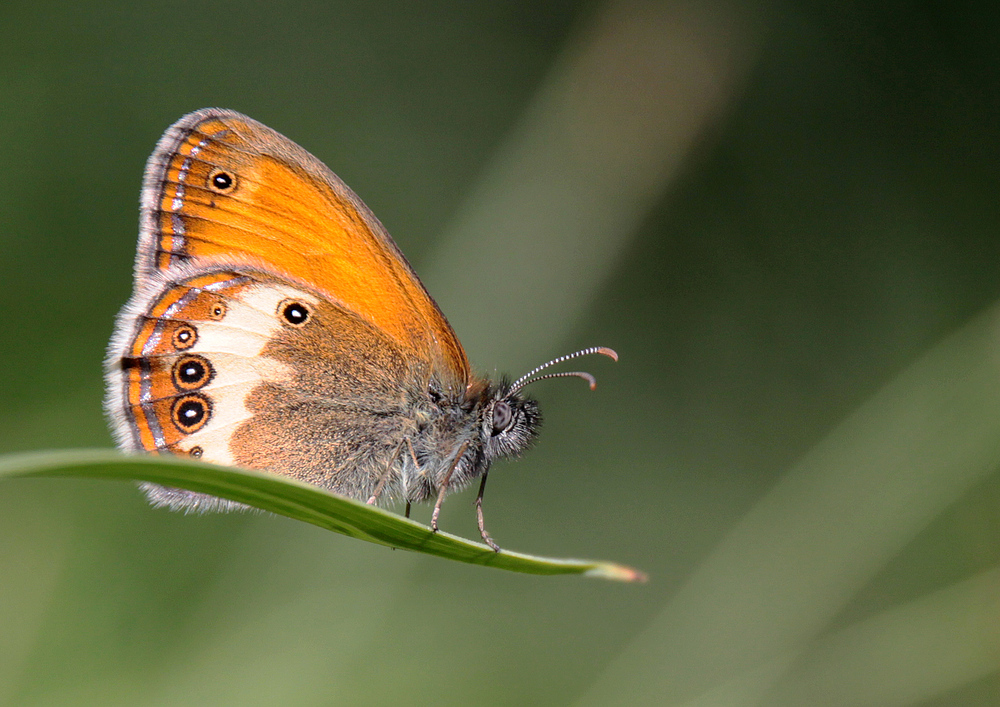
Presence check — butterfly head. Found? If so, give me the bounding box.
[474,346,618,465]
[479,385,542,462]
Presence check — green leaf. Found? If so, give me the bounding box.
[0,449,646,583]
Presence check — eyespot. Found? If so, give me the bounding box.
[171,394,211,434]
[492,401,513,434]
[209,301,227,320]
[172,324,197,351]
[172,354,213,391]
[189,446,203,458]
[207,168,236,194]
[278,299,311,327]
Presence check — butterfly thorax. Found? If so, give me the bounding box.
[392,377,538,505]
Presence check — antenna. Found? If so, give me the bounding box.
[508,347,618,396]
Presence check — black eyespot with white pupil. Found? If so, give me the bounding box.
[179,401,203,422]
[208,168,236,193]
[208,301,226,320]
[280,300,311,326]
[180,360,203,382]
[172,324,197,351]
[492,401,514,434]
[172,354,213,391]
[172,394,211,433]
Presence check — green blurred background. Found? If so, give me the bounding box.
[2,1,1000,705]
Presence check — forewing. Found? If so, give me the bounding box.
[136,108,470,394]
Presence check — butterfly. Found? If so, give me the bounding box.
[105,108,616,551]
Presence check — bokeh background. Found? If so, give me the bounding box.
[2,0,1000,705]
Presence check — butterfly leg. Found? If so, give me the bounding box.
[476,471,500,552]
[406,438,420,469]
[367,440,404,505]
[431,441,468,532]
[401,439,419,518]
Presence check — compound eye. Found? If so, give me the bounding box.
[492,401,513,434]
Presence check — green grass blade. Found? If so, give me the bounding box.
[0,449,645,583]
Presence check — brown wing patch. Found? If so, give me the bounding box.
[230,293,421,499]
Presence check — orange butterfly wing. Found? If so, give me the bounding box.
[136,108,470,393]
